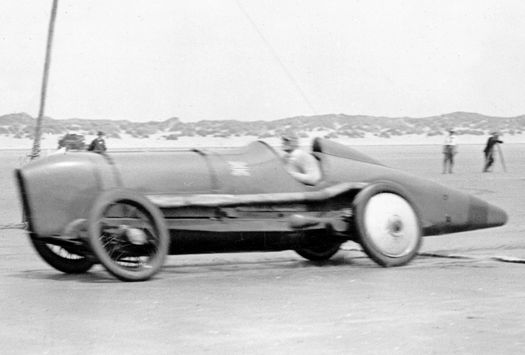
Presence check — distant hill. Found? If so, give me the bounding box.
[1,112,523,141]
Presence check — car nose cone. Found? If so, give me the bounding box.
[486,203,508,227]
[468,196,508,229]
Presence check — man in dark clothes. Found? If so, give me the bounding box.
[88,131,107,154]
[483,132,503,172]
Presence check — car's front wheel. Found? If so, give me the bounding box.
[31,240,93,275]
[353,183,422,267]
[86,189,169,281]
[30,218,94,274]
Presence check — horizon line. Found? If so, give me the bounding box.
[2,111,525,123]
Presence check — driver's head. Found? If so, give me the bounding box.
[281,134,299,153]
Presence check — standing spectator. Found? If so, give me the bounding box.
[442,129,457,174]
[88,131,107,154]
[483,132,503,172]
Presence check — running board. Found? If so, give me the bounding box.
[147,182,367,208]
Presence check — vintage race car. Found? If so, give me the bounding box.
[15,138,507,281]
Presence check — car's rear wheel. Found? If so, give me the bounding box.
[353,183,422,267]
[86,189,169,281]
[295,241,341,261]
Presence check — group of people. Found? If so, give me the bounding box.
[283,128,506,186]
[442,129,503,174]
[55,131,107,155]
[52,128,506,183]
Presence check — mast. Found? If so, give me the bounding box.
[30,0,59,159]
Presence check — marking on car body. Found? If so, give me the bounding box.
[227,161,251,176]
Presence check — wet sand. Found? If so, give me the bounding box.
[1,144,524,354]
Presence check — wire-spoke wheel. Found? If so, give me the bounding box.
[30,219,94,274]
[87,189,169,281]
[353,183,422,267]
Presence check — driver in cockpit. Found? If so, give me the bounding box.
[281,134,322,185]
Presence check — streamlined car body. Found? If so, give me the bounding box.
[15,138,507,281]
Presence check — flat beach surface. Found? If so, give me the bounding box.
[1,143,524,354]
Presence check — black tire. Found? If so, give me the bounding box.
[295,242,341,261]
[31,236,94,274]
[87,189,169,281]
[353,183,422,267]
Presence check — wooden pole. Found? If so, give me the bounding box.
[30,0,59,159]
[496,143,507,172]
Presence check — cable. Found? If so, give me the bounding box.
[234,0,317,115]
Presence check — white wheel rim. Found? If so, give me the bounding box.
[363,193,420,257]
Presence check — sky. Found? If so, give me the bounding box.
[1,0,525,122]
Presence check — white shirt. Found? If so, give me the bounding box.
[443,135,457,146]
[283,149,322,185]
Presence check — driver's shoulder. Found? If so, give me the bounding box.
[292,148,314,160]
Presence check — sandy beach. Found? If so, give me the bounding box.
[0,142,524,354]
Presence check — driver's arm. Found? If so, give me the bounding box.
[289,151,321,185]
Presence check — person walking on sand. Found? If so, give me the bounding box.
[483,132,503,172]
[88,131,107,154]
[442,129,457,174]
